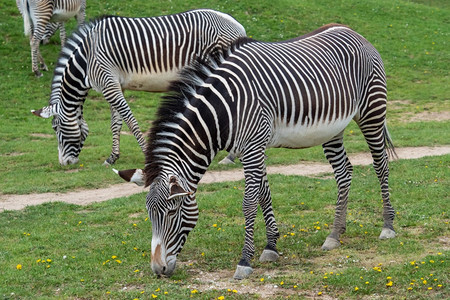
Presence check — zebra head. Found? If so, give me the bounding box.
[146,174,198,277]
[32,104,89,166]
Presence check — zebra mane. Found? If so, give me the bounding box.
[144,37,255,186]
[49,16,114,105]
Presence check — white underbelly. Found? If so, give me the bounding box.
[269,116,354,149]
[51,8,80,22]
[120,69,180,92]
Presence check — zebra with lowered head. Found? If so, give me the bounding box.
[16,0,86,77]
[116,24,397,279]
[31,9,246,165]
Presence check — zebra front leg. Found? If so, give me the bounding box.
[104,106,122,165]
[234,194,258,280]
[321,137,353,250]
[258,174,280,263]
[234,152,269,279]
[104,87,146,162]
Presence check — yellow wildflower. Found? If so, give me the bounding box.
[16,264,22,270]
[386,281,393,287]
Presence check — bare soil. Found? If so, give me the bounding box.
[0,146,449,212]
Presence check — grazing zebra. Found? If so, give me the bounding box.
[31,9,246,166]
[16,0,86,77]
[118,24,397,279]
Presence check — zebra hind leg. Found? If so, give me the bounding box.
[360,124,396,240]
[321,136,353,250]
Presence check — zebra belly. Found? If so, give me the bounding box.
[120,70,180,92]
[269,116,354,149]
[51,9,80,22]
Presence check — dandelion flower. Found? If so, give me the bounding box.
[232,289,237,293]
[318,291,322,295]
[386,281,393,287]
[354,287,359,291]
[16,264,22,270]
[218,297,225,300]
[152,294,158,298]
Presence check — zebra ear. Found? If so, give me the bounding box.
[31,105,58,119]
[112,168,145,186]
[168,176,191,200]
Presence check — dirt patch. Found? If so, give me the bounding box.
[30,133,53,138]
[407,111,450,122]
[0,146,449,212]
[0,152,24,157]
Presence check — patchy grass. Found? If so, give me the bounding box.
[1,155,448,298]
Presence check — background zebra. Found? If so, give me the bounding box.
[124,24,397,279]
[31,9,246,166]
[16,0,86,77]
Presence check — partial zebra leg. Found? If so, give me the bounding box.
[359,123,396,240]
[234,149,272,279]
[258,173,280,263]
[104,105,122,165]
[58,22,66,46]
[29,2,52,77]
[321,132,353,250]
[102,84,146,163]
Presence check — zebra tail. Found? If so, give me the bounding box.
[17,0,32,36]
[384,123,398,161]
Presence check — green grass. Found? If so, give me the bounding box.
[0,0,449,194]
[0,0,449,297]
[1,155,448,298]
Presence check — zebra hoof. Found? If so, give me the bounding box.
[379,228,396,240]
[34,71,43,77]
[321,237,341,251]
[233,265,253,280]
[259,249,279,262]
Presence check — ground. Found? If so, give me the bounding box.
[1,145,449,212]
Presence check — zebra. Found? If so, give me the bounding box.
[31,9,247,166]
[16,0,86,77]
[116,24,397,279]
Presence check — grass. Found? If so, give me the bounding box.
[0,0,449,194]
[1,155,448,298]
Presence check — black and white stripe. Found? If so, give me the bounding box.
[17,0,86,77]
[143,24,397,278]
[32,9,246,166]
